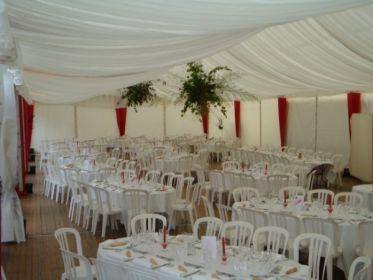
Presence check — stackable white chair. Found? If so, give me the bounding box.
[122,189,149,235]
[305,169,317,192]
[62,167,79,205]
[221,221,254,247]
[278,186,305,201]
[92,187,121,238]
[253,226,289,256]
[334,192,363,209]
[131,213,167,235]
[193,217,223,239]
[293,233,332,280]
[240,173,256,188]
[201,195,215,217]
[222,161,240,171]
[330,154,344,186]
[216,203,231,222]
[348,256,372,280]
[98,167,116,180]
[118,169,136,184]
[59,249,94,280]
[55,228,83,256]
[270,163,285,174]
[238,207,268,229]
[168,177,197,231]
[307,189,334,206]
[356,221,373,259]
[230,187,260,204]
[105,157,117,168]
[160,172,175,186]
[266,174,290,197]
[143,170,161,184]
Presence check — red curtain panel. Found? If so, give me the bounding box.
[201,110,209,135]
[277,97,288,147]
[115,107,127,136]
[347,92,361,137]
[234,100,241,138]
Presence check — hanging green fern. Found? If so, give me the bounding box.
[119,81,156,111]
[179,61,231,117]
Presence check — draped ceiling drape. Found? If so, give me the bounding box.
[5,0,373,103]
[115,107,127,137]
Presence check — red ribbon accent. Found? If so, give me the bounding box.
[347,92,361,138]
[234,100,241,138]
[277,97,288,147]
[116,107,127,136]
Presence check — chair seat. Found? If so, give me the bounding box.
[61,264,96,280]
[171,203,193,211]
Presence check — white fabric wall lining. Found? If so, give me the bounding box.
[76,107,118,140]
[165,105,202,136]
[241,101,260,148]
[362,93,373,114]
[260,99,281,148]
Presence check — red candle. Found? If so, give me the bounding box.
[222,237,227,261]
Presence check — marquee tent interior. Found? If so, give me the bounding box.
[1,0,373,279]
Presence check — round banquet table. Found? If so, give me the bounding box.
[352,184,373,211]
[232,199,373,274]
[97,235,309,279]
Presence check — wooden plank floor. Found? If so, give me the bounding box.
[2,164,362,279]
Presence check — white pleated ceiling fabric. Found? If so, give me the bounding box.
[5,0,373,103]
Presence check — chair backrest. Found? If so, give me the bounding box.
[231,187,259,204]
[305,169,317,192]
[201,195,215,217]
[122,189,149,217]
[270,163,285,174]
[222,161,240,171]
[279,186,305,201]
[160,172,175,186]
[307,189,334,205]
[59,249,94,280]
[240,173,256,188]
[98,167,116,180]
[130,213,167,235]
[144,170,161,184]
[94,187,115,213]
[183,177,195,203]
[216,203,231,222]
[334,192,363,209]
[266,174,289,197]
[221,221,254,247]
[238,207,268,229]
[253,226,289,255]
[348,256,372,280]
[268,211,301,240]
[293,233,332,280]
[357,221,373,258]
[193,217,223,239]
[172,174,184,199]
[302,217,340,255]
[209,170,224,190]
[55,228,83,256]
[105,157,117,167]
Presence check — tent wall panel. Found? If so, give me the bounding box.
[261,99,281,148]
[76,107,118,140]
[241,101,260,148]
[316,95,350,165]
[126,105,164,139]
[165,105,202,136]
[31,103,75,150]
[349,114,373,182]
[362,93,373,114]
[286,97,316,150]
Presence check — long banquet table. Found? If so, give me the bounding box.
[97,234,309,279]
[232,198,373,273]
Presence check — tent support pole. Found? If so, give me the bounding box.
[314,96,318,152]
[259,99,262,147]
[162,101,166,139]
[74,105,78,139]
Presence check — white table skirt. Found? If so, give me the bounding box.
[352,184,373,211]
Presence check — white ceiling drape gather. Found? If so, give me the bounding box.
[5,0,373,103]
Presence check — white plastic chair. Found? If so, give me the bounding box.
[308,189,334,206]
[55,227,83,256]
[221,221,254,247]
[293,233,332,280]
[266,174,290,197]
[279,186,305,201]
[216,203,231,222]
[201,195,215,217]
[122,189,149,235]
[230,187,259,204]
[334,192,363,209]
[160,172,175,186]
[305,169,317,192]
[238,207,268,229]
[252,226,289,255]
[348,256,372,280]
[131,213,167,235]
[59,249,94,280]
[193,217,223,239]
[143,170,161,184]
[222,161,240,171]
[209,170,225,203]
[356,221,373,258]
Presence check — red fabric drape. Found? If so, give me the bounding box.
[277,97,288,147]
[347,92,361,137]
[234,100,241,138]
[18,95,34,194]
[116,107,127,136]
[201,110,209,135]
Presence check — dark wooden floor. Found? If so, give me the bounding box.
[2,164,362,280]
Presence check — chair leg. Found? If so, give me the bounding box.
[91,212,98,234]
[188,209,194,232]
[101,214,108,238]
[76,205,82,226]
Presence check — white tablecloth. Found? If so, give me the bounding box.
[232,200,373,274]
[352,184,373,211]
[97,236,309,280]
